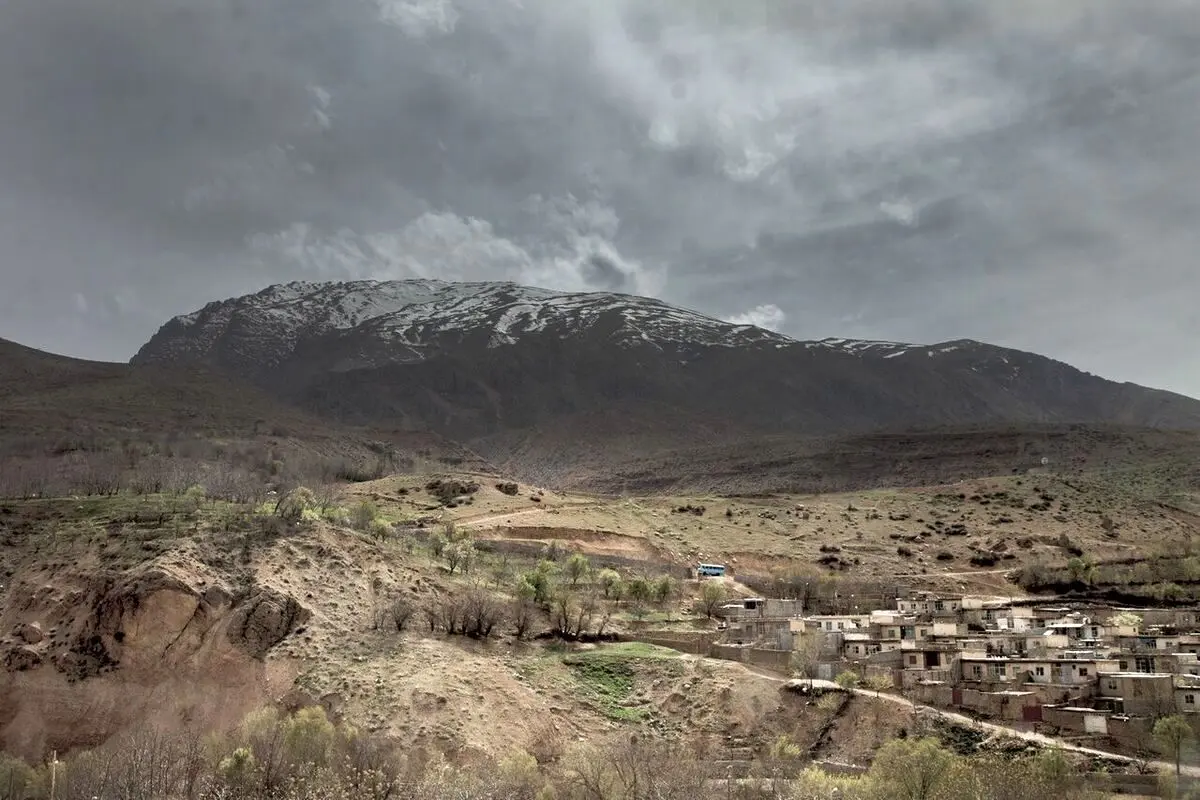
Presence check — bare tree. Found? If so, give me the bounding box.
[388,595,415,633]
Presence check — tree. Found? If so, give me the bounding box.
[1066,556,1097,586]
[387,596,415,632]
[276,487,315,521]
[445,539,476,575]
[565,553,591,587]
[869,737,957,800]
[521,561,557,605]
[1154,715,1194,777]
[1106,611,1143,630]
[699,581,726,618]
[368,518,393,541]
[790,632,825,679]
[511,594,537,639]
[653,575,675,605]
[597,568,622,599]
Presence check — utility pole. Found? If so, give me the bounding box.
[49,750,57,800]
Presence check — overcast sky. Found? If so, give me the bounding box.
[1,0,1199,396]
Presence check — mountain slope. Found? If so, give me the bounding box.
[132,280,1200,477]
[0,335,489,494]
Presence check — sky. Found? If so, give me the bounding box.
[1,0,1199,397]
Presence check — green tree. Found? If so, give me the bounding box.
[626,576,652,605]
[653,575,675,605]
[521,560,558,605]
[699,581,726,618]
[869,737,957,800]
[1066,556,1097,586]
[565,553,591,587]
[368,517,393,541]
[1154,715,1194,777]
[597,568,622,599]
[0,753,34,800]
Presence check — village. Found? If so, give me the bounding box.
[691,562,1200,755]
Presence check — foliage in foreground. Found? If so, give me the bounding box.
[0,706,1119,800]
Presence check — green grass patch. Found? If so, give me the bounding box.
[561,642,683,722]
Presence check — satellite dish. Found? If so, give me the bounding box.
[1041,457,1049,466]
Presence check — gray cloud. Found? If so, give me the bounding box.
[0,0,1198,396]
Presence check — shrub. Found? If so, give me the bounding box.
[276,487,315,521]
[834,670,860,689]
[350,499,381,531]
[368,518,393,541]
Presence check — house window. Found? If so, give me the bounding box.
[1187,695,1196,705]
[909,655,917,666]
[1079,668,1089,677]
[837,622,844,630]
[972,665,982,678]
[1036,667,1045,677]
[1120,661,1129,670]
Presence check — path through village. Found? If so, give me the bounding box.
[682,654,1200,779]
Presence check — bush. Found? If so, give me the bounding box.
[426,478,480,506]
[350,499,381,531]
[368,518,393,541]
[834,670,860,689]
[276,487,315,522]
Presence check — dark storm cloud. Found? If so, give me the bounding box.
[1,0,1199,396]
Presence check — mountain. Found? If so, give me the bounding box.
[0,335,488,495]
[132,280,1200,478]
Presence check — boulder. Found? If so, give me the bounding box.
[12,623,44,645]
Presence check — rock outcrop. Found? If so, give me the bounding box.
[0,563,308,759]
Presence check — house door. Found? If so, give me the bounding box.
[1022,705,1043,722]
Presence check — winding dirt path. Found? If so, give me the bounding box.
[683,655,1198,777]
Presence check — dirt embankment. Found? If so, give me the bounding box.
[0,561,306,759]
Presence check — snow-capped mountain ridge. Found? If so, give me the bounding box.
[159,278,979,360]
[133,279,1200,452]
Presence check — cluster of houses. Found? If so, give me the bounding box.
[714,591,1200,746]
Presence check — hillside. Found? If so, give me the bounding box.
[132,280,1200,483]
[0,336,491,498]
